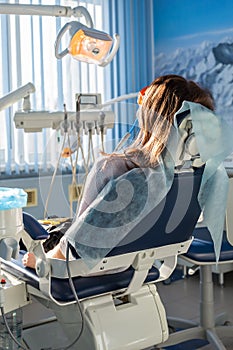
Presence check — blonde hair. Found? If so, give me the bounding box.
[109,75,214,167]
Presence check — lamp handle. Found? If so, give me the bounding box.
[99,33,120,67]
[54,22,72,59]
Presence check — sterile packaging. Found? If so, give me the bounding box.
[0,187,27,211]
[0,188,27,252]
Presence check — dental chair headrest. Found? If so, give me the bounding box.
[175,110,204,170]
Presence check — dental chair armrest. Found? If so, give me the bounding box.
[23,212,49,240]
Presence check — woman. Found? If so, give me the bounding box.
[22,74,214,268]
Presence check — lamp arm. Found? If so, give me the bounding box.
[0,83,35,112]
[0,4,74,17]
[72,6,94,28]
[102,92,139,107]
[0,4,94,23]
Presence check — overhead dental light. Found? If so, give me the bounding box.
[0,4,120,66]
[54,6,120,67]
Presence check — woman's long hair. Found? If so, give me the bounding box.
[112,75,214,167]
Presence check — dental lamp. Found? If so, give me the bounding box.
[54,9,120,66]
[0,4,120,67]
[55,21,119,66]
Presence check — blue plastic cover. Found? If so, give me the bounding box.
[0,187,27,210]
[175,101,233,261]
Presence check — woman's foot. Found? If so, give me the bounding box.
[22,252,36,269]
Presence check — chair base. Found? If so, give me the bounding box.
[156,265,233,350]
[33,283,169,350]
[157,324,233,350]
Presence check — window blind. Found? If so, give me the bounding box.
[0,0,155,177]
[0,0,106,176]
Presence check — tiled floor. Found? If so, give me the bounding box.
[156,268,233,349]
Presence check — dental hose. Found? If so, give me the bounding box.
[99,111,105,152]
[44,104,69,219]
[86,122,95,168]
[44,132,67,219]
[68,100,89,216]
[51,243,85,350]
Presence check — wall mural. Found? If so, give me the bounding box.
[154,0,233,124]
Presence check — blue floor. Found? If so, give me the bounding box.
[164,339,209,349]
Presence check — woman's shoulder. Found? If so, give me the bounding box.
[94,154,136,173]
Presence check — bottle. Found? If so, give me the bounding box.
[0,308,23,349]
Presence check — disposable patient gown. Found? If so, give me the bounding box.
[64,101,233,267]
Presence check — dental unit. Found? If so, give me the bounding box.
[13,97,114,133]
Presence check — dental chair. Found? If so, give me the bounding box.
[157,181,233,350]
[1,165,204,350]
[0,113,207,350]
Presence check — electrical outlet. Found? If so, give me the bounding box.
[24,188,38,207]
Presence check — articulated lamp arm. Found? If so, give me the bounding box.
[0,4,78,17]
[0,83,35,112]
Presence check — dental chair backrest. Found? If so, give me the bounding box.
[106,110,204,257]
[107,171,203,258]
[17,165,203,301]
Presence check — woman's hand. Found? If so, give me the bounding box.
[22,252,36,269]
[22,243,66,270]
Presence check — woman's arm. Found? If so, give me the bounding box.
[23,156,133,269]
[46,244,66,259]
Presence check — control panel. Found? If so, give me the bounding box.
[0,268,30,314]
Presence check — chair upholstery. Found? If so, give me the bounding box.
[1,167,205,350]
[3,251,159,301]
[2,168,203,296]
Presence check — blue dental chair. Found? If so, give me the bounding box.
[1,163,205,350]
[3,109,223,349]
[157,177,233,350]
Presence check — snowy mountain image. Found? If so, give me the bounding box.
[155,40,233,166]
[154,40,233,123]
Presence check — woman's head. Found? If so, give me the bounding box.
[127,74,214,166]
